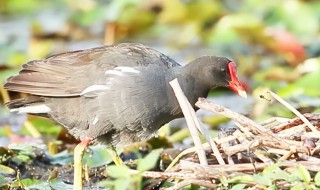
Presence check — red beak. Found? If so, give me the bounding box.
[227,62,247,98]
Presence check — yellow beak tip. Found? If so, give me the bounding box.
[238,90,247,98]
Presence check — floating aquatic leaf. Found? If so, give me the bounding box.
[83,145,113,168]
[106,165,131,179]
[137,149,162,172]
[297,164,311,184]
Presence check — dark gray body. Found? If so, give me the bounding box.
[5,43,232,146]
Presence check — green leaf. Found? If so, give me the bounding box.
[267,184,277,190]
[29,118,60,136]
[290,183,305,190]
[11,178,41,188]
[27,179,74,189]
[83,145,113,168]
[0,164,15,175]
[278,58,320,97]
[262,163,290,181]
[5,52,28,66]
[48,150,73,165]
[220,175,228,186]
[288,173,301,183]
[271,170,290,181]
[228,175,254,184]
[114,178,131,190]
[106,165,131,179]
[279,71,320,97]
[0,174,8,187]
[73,7,104,26]
[98,180,113,188]
[262,163,282,177]
[230,184,246,190]
[274,1,319,36]
[297,164,311,184]
[12,155,31,164]
[253,174,272,186]
[137,149,162,172]
[315,171,320,187]
[209,13,263,44]
[8,143,34,156]
[99,177,135,190]
[1,0,43,13]
[47,179,74,189]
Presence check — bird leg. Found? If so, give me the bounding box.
[73,138,91,190]
[107,145,123,166]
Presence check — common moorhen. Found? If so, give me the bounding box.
[4,43,246,189]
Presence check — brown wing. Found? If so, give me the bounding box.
[4,43,180,97]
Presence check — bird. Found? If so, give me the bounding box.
[4,43,246,189]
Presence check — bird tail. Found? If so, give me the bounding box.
[6,96,50,116]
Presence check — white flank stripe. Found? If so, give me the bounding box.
[11,104,51,114]
[105,70,123,76]
[92,116,99,125]
[81,85,109,95]
[114,66,140,74]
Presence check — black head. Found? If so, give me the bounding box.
[186,56,247,97]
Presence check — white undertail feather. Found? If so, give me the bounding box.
[10,104,51,114]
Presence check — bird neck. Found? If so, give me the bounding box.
[170,63,213,106]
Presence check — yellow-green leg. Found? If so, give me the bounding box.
[73,142,123,190]
[73,139,91,190]
[107,146,123,166]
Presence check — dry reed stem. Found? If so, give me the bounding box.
[169,79,208,166]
